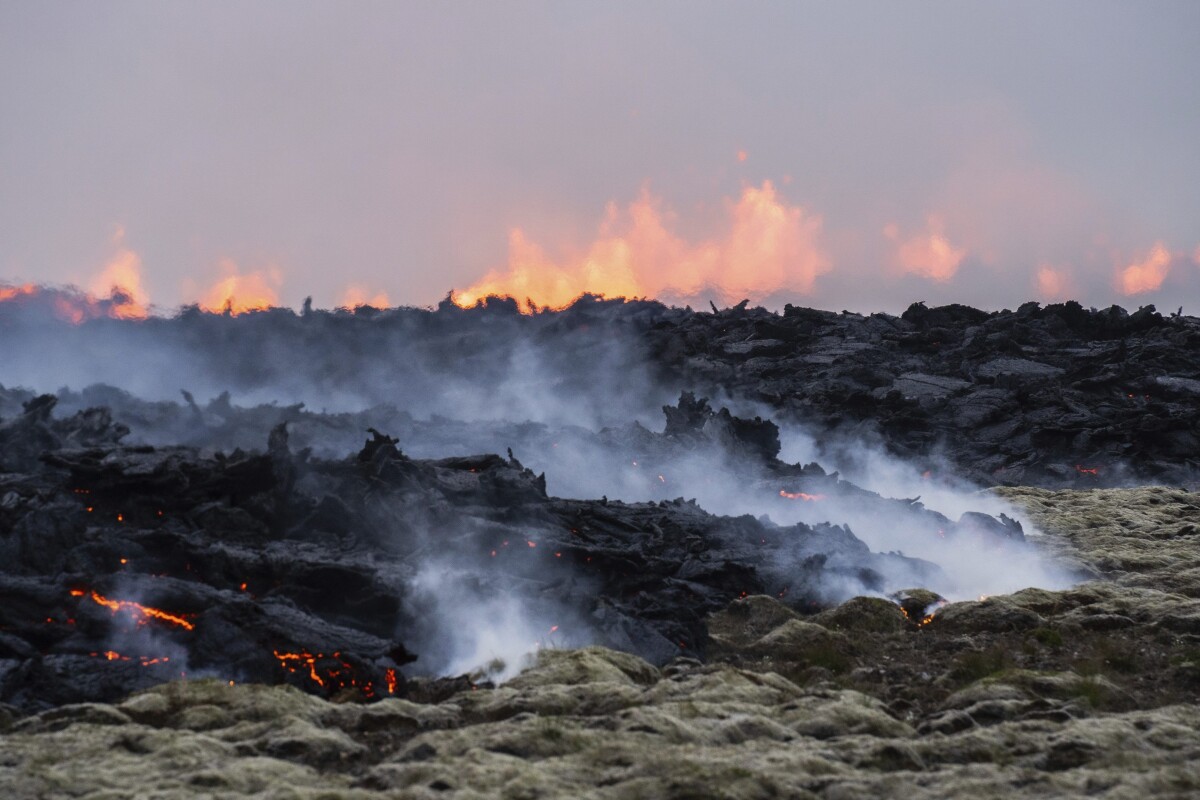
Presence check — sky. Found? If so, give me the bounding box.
[1,1,1198,314]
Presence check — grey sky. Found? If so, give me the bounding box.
[2,1,1197,312]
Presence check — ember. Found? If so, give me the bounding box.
[90,650,172,666]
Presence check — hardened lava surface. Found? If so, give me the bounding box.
[1,488,1198,799]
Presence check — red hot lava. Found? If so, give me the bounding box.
[71,589,196,631]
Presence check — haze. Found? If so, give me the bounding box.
[2,1,1198,313]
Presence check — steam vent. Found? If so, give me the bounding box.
[0,295,1196,798]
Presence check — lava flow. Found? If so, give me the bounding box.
[273,649,375,697]
[71,589,196,631]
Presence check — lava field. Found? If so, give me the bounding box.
[1,295,1198,798]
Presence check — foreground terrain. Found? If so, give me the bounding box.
[2,486,1197,799]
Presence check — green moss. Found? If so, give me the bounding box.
[1030,627,1064,648]
[802,642,853,674]
[949,645,1013,684]
[1067,675,1114,709]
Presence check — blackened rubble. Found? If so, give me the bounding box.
[0,392,1034,711]
[652,299,1200,487]
[3,292,1196,487]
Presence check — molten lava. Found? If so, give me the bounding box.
[75,589,195,631]
[272,649,374,696]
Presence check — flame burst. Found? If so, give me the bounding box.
[899,607,938,626]
[197,260,281,314]
[88,227,149,319]
[883,217,966,282]
[1119,243,1171,295]
[453,181,829,312]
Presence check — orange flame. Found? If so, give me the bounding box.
[1118,243,1171,295]
[88,228,149,319]
[899,607,938,626]
[779,489,826,501]
[385,667,398,695]
[83,590,195,631]
[883,216,966,282]
[453,181,829,312]
[196,259,281,314]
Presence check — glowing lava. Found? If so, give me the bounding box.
[74,589,195,631]
[273,649,377,696]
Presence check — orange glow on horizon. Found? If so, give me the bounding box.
[1035,265,1070,301]
[452,181,830,312]
[883,216,966,282]
[339,284,390,309]
[0,283,38,303]
[1119,243,1172,295]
